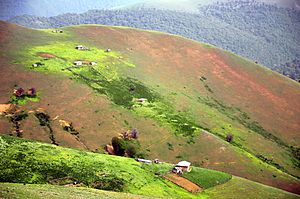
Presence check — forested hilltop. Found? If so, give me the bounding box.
[8,0,300,81]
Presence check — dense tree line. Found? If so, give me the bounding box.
[8,0,300,81]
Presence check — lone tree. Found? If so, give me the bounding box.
[111,137,125,156]
[226,134,234,143]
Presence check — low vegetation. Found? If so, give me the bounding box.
[1,136,298,199]
[0,135,226,198]
[183,167,232,189]
[0,183,154,199]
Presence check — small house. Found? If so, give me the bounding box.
[136,98,147,104]
[105,48,111,52]
[73,61,83,66]
[137,158,152,164]
[90,62,97,66]
[52,30,63,33]
[175,161,192,172]
[32,62,43,68]
[75,45,89,51]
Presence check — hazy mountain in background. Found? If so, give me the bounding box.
[118,0,300,12]
[0,0,141,20]
[1,0,299,20]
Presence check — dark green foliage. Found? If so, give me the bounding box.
[9,111,28,123]
[111,137,125,156]
[101,78,158,108]
[290,146,300,168]
[126,144,137,158]
[167,142,174,151]
[290,146,300,161]
[256,154,286,172]
[34,112,57,145]
[276,59,300,82]
[69,62,158,108]
[92,177,124,192]
[34,112,51,126]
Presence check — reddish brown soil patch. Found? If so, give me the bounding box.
[164,173,202,193]
[37,52,57,59]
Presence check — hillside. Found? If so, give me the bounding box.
[0,135,299,199]
[0,21,299,195]
[9,1,300,81]
[0,183,154,199]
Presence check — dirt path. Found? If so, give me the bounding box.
[164,173,202,193]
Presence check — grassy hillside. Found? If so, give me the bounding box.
[1,135,299,199]
[8,1,300,81]
[0,183,155,199]
[0,135,225,198]
[0,21,299,195]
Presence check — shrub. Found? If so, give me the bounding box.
[111,137,125,156]
[226,134,234,143]
[126,144,137,158]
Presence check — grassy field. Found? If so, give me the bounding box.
[0,183,156,199]
[0,135,230,198]
[183,167,232,189]
[204,176,300,199]
[1,135,299,199]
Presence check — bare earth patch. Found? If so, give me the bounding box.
[164,173,202,193]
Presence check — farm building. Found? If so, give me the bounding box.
[75,45,89,51]
[137,158,152,164]
[52,29,63,33]
[73,61,97,66]
[73,61,83,66]
[32,62,43,68]
[173,161,192,173]
[136,98,147,104]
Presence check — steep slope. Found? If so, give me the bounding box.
[0,135,298,199]
[9,1,300,81]
[0,21,299,194]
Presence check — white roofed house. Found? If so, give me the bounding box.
[73,61,83,66]
[174,161,192,173]
[75,45,89,51]
[90,62,97,66]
